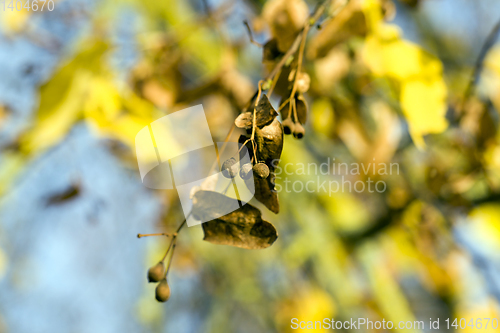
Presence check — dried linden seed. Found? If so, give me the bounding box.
[253,163,270,179]
[155,279,171,302]
[147,262,165,283]
[296,72,310,93]
[222,158,238,178]
[239,163,253,180]
[293,123,305,139]
[282,118,295,135]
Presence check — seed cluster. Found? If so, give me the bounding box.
[136,0,326,304]
[221,159,271,181]
[147,261,171,302]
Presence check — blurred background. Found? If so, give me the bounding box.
[0,0,500,332]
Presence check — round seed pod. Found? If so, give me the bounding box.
[147,262,165,283]
[155,279,171,302]
[253,163,270,179]
[296,72,310,93]
[221,158,238,178]
[282,117,295,135]
[293,123,305,139]
[239,163,253,180]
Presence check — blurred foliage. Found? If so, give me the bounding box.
[1,0,500,332]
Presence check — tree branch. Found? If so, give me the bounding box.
[460,17,500,113]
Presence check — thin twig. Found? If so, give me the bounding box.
[267,67,282,98]
[292,23,310,94]
[159,211,189,263]
[175,211,191,234]
[165,242,177,275]
[263,0,332,83]
[161,235,177,262]
[238,138,251,155]
[137,232,171,238]
[208,122,235,176]
[222,180,233,194]
[250,80,265,159]
[317,0,348,29]
[460,18,500,113]
[292,97,298,123]
[243,20,263,47]
[238,1,333,113]
[287,21,310,116]
[278,96,292,113]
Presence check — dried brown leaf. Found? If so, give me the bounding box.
[234,94,278,129]
[263,39,282,63]
[254,117,284,163]
[192,190,241,221]
[295,93,308,124]
[193,191,278,249]
[239,117,283,213]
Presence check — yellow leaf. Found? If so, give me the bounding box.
[311,98,335,137]
[20,40,109,153]
[363,37,443,81]
[455,304,500,333]
[361,0,448,148]
[0,8,31,33]
[83,76,124,133]
[483,144,500,170]
[275,288,336,332]
[108,114,152,147]
[468,203,500,250]
[84,77,121,121]
[22,71,91,152]
[320,193,371,233]
[400,78,448,148]
[362,0,385,32]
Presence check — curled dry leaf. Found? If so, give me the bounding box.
[192,191,278,249]
[254,117,284,163]
[192,190,242,221]
[239,117,283,213]
[295,93,308,124]
[263,39,282,64]
[263,39,285,79]
[234,94,278,129]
